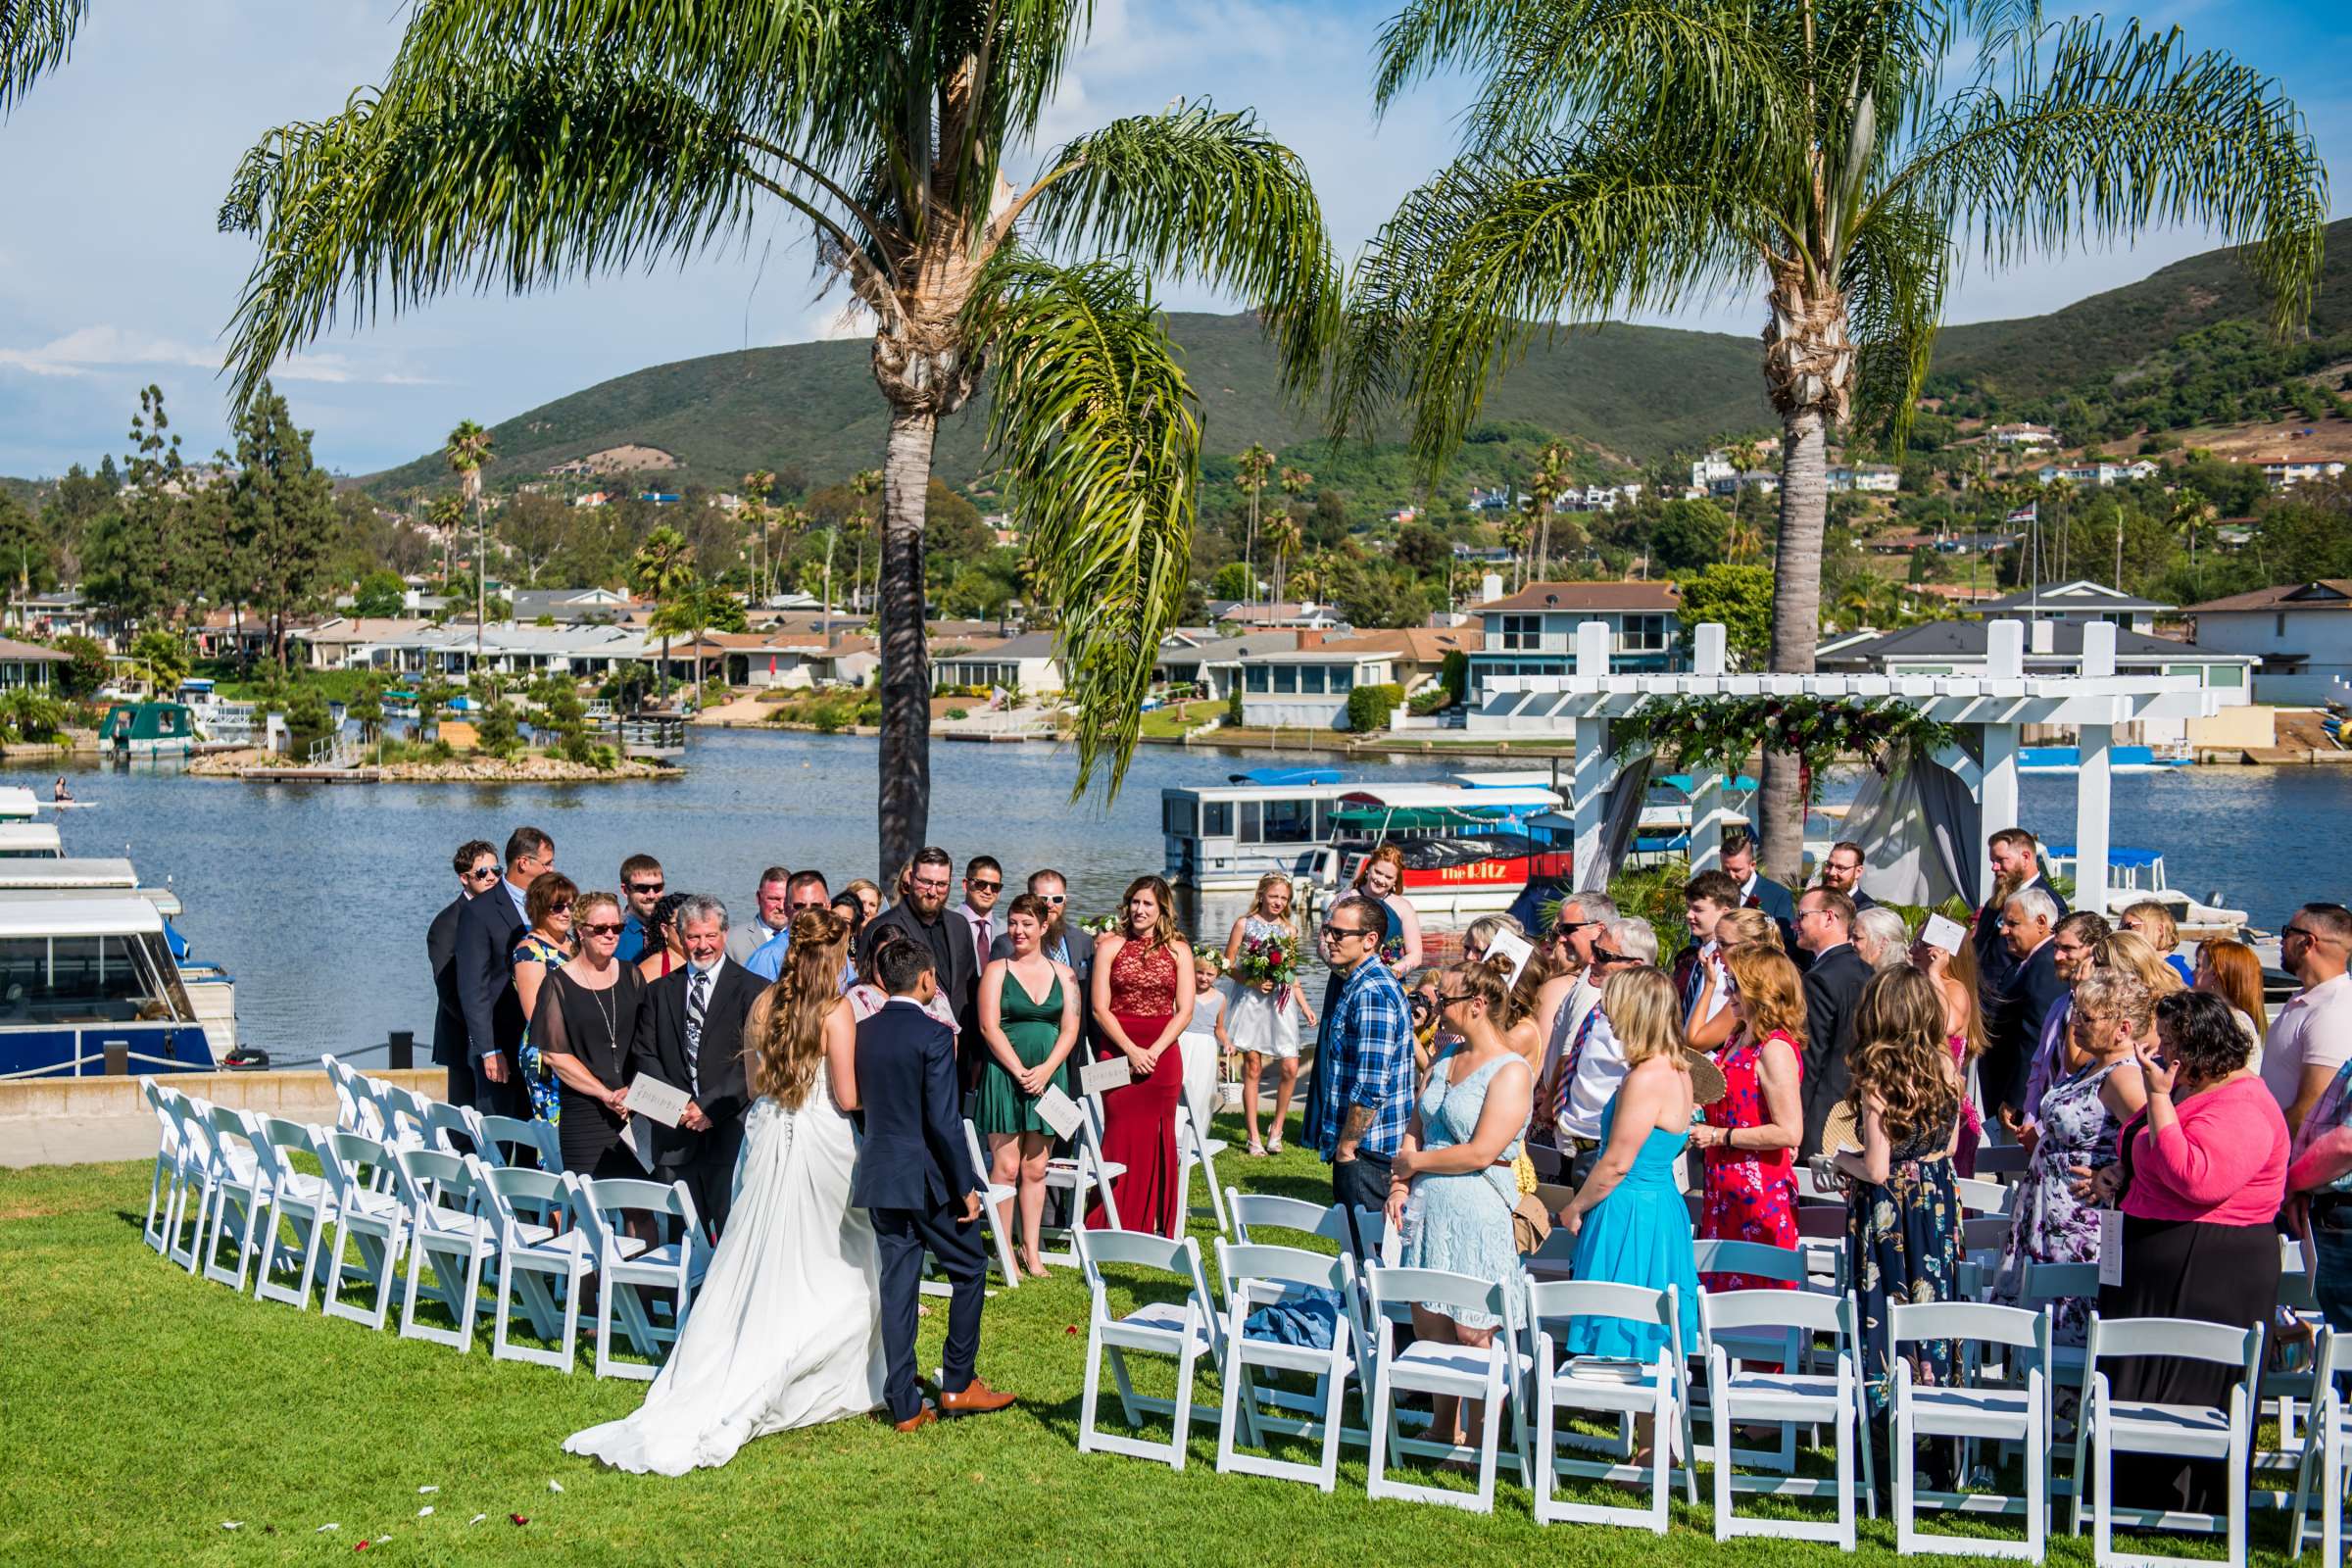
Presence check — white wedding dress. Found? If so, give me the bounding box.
[564,1066,885,1474]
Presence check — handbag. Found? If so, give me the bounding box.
[1512,1190,1553,1253]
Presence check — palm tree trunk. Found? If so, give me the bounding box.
[876,405,937,880]
[1759,411,1828,882]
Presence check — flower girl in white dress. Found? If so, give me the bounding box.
[1220,873,1316,1155]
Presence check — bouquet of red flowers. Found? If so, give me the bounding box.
[1233,926,1299,988]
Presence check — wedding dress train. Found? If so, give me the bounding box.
[564,1066,884,1474]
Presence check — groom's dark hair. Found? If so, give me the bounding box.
[875,935,936,996]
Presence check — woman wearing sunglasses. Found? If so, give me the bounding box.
[535,890,647,1180]
[512,870,578,1126]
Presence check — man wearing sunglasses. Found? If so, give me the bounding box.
[956,856,1004,972]
[1300,895,1415,1251]
[991,868,1094,982]
[1531,894,1616,1132]
[1548,917,1658,1186]
[428,839,499,1106]
[743,871,840,984]
[455,825,554,1116]
[614,853,665,963]
[2267,903,2352,1139]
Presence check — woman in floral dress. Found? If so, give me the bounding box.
[1991,969,2147,1343]
[1689,944,1806,1289]
[510,871,577,1126]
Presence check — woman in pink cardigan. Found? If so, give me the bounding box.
[2097,989,2287,1515]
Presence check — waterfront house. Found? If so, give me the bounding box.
[1232,640,1398,730]
[4,591,114,645]
[292,616,436,669]
[2180,579,2352,705]
[343,619,649,679]
[930,630,1065,696]
[1962,579,2170,633]
[0,637,65,689]
[1463,578,1684,700]
[1304,626,1481,700]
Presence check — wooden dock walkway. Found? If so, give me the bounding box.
[237,765,382,783]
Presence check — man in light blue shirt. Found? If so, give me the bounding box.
[745,870,851,988]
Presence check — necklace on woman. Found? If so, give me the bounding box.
[587,969,618,1045]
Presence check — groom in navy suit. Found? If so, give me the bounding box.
[851,940,1018,1431]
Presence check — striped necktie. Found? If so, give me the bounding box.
[685,968,710,1093]
[1555,1005,1600,1120]
[1683,953,1706,1015]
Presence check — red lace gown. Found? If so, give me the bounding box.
[1699,1025,1803,1290]
[1087,939,1182,1236]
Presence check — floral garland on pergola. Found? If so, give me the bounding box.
[1608,693,1958,801]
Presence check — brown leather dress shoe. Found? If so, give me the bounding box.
[890,1405,937,1433]
[937,1377,1017,1415]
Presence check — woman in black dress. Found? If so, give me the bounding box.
[533,890,645,1179]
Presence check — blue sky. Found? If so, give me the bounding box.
[0,0,2344,478]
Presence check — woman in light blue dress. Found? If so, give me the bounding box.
[1559,965,1702,1378]
[1388,956,1534,1451]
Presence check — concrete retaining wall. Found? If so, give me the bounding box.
[1,1068,446,1169]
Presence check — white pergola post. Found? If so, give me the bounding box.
[1571,620,1615,888]
[2075,621,2116,918]
[1980,619,2026,898]
[1688,623,1729,871]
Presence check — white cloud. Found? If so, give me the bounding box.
[0,324,217,377]
[800,299,876,343]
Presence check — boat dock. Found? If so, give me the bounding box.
[237,764,382,783]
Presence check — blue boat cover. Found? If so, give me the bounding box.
[2042,845,2163,868]
[1657,772,1759,793]
[162,916,189,961]
[1227,766,1345,787]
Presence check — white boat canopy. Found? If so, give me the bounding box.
[1466,619,2216,915]
[0,894,167,939]
[0,787,38,820]
[1336,785,1560,811]
[0,823,65,857]
[0,858,137,888]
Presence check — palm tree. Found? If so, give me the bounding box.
[1264,510,1302,612]
[847,467,882,616]
[444,420,495,675]
[2172,493,2218,598]
[218,5,1336,878]
[742,469,776,603]
[1497,513,1533,591]
[426,494,464,588]
[2,0,85,115]
[1235,445,1276,596]
[1339,0,2324,877]
[1523,439,1572,577]
[631,526,694,699]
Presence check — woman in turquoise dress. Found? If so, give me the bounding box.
[510,871,576,1126]
[1558,965,1702,1380]
[975,893,1080,1275]
[1389,956,1535,1451]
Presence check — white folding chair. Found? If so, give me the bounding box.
[423,1099,484,1154]
[250,1117,338,1310]
[340,1069,394,1142]
[1214,1241,1369,1493]
[319,1054,362,1132]
[139,1080,184,1253]
[199,1104,270,1291]
[1690,1239,1813,1472]
[1226,1190,1355,1251]
[1074,1227,1229,1470]
[2020,1258,2099,1453]
[1700,1287,1872,1547]
[318,1129,409,1329]
[1955,1176,2018,1216]
[392,1148,500,1349]
[1361,1265,1529,1515]
[2069,1313,2263,1568]
[1890,1299,2048,1561]
[960,1118,1025,1289]
[578,1175,707,1380]
[372,1080,433,1149]
[475,1161,594,1370]
[1793,1201,1851,1292]
[1039,1098,1126,1266]
[1971,1144,2032,1179]
[1174,1099,1232,1238]
[472,1112,561,1171]
[161,1093,221,1271]
[1524,1279,1696,1533]
[2289,1327,2350,1562]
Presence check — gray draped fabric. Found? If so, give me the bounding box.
[1578,752,1653,894]
[1848,745,1981,908]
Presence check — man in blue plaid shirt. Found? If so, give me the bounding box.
[1302,895,1414,1250]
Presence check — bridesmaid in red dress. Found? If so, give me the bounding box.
[1087,875,1196,1235]
[1688,943,1806,1290]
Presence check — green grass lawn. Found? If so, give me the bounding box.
[0,1118,2270,1565]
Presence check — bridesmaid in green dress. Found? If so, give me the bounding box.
[976,892,1081,1275]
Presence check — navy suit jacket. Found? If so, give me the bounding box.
[1797,942,1875,1157]
[1973,871,2070,998]
[850,999,978,1213]
[427,894,469,1066]
[454,879,526,1067]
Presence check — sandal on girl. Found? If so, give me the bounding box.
[1247,1139,1267,1157]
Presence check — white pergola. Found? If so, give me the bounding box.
[1468,619,2221,915]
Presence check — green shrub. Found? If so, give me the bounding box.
[1345,682,1404,733]
[946,708,969,721]
[475,701,520,758]
[1224,686,1242,726]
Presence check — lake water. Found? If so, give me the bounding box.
[14,735,2349,1059]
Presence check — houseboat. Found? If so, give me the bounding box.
[2019,745,2192,775]
[0,896,219,1078]
[99,700,198,758]
[0,858,181,914]
[1160,767,1356,890]
[0,786,37,821]
[2040,845,2247,936]
[0,823,65,858]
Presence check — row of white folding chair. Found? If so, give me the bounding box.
[1888,1299,2050,1561]
[2070,1312,2263,1568]
[2288,1328,2351,1563]
[1173,1100,1230,1238]
[1526,1279,1695,1534]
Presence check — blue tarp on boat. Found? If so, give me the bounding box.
[1227,766,1345,787]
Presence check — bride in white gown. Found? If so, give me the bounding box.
[565,910,883,1474]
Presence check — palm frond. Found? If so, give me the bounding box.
[1371,0,1527,113]
[965,254,1199,804]
[1,0,86,115]
[1883,15,2328,338]
[1332,132,1768,470]
[1022,102,1341,400]
[1842,201,1948,447]
[218,50,769,409]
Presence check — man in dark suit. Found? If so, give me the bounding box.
[1972,827,2069,1004]
[629,894,761,1238]
[1723,830,1800,957]
[1795,887,1875,1157]
[860,846,979,1037]
[1984,886,2068,1121]
[851,940,1017,1432]
[429,838,499,1107]
[1818,840,1878,912]
[455,825,554,1119]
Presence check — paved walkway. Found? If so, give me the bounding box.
[4,1116,164,1168]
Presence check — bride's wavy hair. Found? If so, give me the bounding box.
[747,907,849,1109]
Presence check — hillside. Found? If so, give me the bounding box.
[362,315,1772,496]
[1933,218,2352,401]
